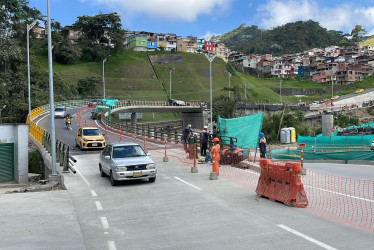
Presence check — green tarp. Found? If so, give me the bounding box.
[271,149,374,163]
[298,134,374,151]
[218,113,264,149]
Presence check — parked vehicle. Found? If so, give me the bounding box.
[168,99,186,106]
[99,142,156,186]
[355,89,364,94]
[88,99,101,107]
[54,106,66,118]
[75,127,106,150]
[331,95,340,100]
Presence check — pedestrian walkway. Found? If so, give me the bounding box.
[0,191,85,250]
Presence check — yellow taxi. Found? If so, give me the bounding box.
[75,127,106,150]
[331,95,340,100]
[355,89,364,94]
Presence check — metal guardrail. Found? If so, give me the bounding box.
[28,99,90,174]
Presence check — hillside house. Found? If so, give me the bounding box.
[214,43,230,62]
[32,27,46,39]
[177,37,197,53]
[196,39,205,53]
[166,34,178,51]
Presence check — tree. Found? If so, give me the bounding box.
[73,12,125,58]
[351,25,367,43]
[211,95,236,122]
[77,75,102,97]
[53,41,82,64]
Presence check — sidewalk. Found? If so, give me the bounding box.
[0,190,85,250]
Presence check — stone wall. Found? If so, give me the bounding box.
[148,54,183,65]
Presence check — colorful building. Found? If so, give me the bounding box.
[196,39,205,53]
[177,37,197,53]
[205,42,214,53]
[126,33,148,51]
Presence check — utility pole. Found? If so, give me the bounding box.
[27,21,37,125]
[169,68,174,100]
[103,58,107,99]
[228,72,232,98]
[280,79,282,103]
[205,53,216,133]
[47,0,57,176]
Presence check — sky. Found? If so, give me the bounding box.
[28,0,374,40]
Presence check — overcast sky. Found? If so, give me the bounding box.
[29,0,374,40]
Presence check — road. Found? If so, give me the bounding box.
[33,107,374,249]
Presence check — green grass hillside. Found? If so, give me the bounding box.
[32,47,371,104]
[361,36,374,46]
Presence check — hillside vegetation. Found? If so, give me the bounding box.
[213,20,352,55]
[33,47,341,104]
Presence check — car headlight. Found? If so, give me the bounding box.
[83,137,87,142]
[97,138,104,141]
[115,166,127,171]
[146,164,155,169]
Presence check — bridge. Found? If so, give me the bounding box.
[109,100,207,129]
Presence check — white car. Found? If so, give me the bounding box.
[54,107,66,118]
[99,142,157,186]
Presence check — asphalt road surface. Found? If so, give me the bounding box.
[35,108,374,249]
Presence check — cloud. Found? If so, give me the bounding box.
[201,31,221,41]
[257,0,374,32]
[82,0,232,22]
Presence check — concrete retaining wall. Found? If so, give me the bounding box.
[0,124,29,184]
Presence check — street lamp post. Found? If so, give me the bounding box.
[27,21,37,125]
[169,68,174,100]
[47,0,57,176]
[205,53,216,133]
[228,72,232,98]
[103,57,110,99]
[0,105,6,123]
[280,79,282,103]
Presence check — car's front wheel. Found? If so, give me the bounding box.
[149,177,156,183]
[110,171,117,186]
[99,164,106,177]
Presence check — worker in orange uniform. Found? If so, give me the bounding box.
[211,137,221,175]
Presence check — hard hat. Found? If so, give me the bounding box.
[213,124,217,127]
[188,124,192,128]
[372,141,374,143]
[213,137,220,142]
[232,146,237,150]
[204,125,208,129]
[259,132,265,137]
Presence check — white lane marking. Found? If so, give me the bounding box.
[108,241,117,250]
[90,190,97,197]
[277,224,338,250]
[305,184,374,203]
[100,217,109,229]
[35,113,50,126]
[104,232,109,235]
[96,201,103,210]
[174,177,202,190]
[74,167,91,187]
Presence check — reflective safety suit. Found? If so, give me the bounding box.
[211,143,220,174]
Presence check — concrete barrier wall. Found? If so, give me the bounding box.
[0,124,29,184]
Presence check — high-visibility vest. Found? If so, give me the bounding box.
[211,144,220,159]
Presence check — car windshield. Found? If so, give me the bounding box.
[83,129,101,136]
[112,145,146,158]
[55,108,64,112]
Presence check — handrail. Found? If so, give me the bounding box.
[28,99,90,173]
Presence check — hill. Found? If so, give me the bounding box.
[361,36,374,46]
[33,47,337,104]
[213,20,352,55]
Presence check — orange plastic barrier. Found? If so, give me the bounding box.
[256,159,308,208]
